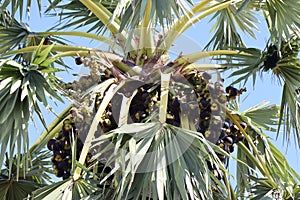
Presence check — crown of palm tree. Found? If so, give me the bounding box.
[0,0,299,199]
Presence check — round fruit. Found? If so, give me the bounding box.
[75,57,83,65]
[63,172,71,180]
[223,136,234,146]
[47,139,58,151]
[43,36,51,45]
[219,130,226,139]
[63,123,73,132]
[53,151,64,162]
[54,169,64,177]
[63,140,71,150]
[200,98,210,108]
[240,122,247,130]
[202,72,212,80]
[54,131,64,140]
[230,125,239,134]
[236,133,245,142]
[223,121,230,129]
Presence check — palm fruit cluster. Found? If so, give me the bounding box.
[61,55,114,104]
[94,91,119,133]
[59,55,117,135]
[209,85,247,180]
[183,71,247,180]
[92,68,248,181]
[184,71,224,137]
[129,84,160,123]
[225,85,247,101]
[209,120,247,179]
[263,44,280,71]
[68,53,249,182]
[263,39,299,72]
[47,112,93,180]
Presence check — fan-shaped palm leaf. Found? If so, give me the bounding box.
[91,122,229,199]
[0,0,42,19]
[45,0,119,34]
[205,2,259,50]
[0,178,40,200]
[0,41,63,178]
[30,178,99,200]
[0,150,54,200]
[0,10,30,55]
[262,0,300,43]
[216,38,300,146]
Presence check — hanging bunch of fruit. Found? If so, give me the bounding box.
[82,53,248,180]
[45,28,250,183]
[47,109,94,179]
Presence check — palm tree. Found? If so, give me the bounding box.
[0,0,299,199]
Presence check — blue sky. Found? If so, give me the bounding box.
[25,2,299,177]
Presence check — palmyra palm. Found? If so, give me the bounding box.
[0,0,299,199]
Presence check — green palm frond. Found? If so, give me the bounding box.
[227,102,300,199]
[0,7,20,26]
[111,0,193,31]
[0,41,63,178]
[261,0,300,43]
[205,2,259,50]
[0,0,42,19]
[0,12,30,55]
[0,7,70,69]
[30,178,99,200]
[0,151,51,200]
[236,0,300,43]
[241,101,280,133]
[0,150,53,184]
[0,178,40,200]
[92,122,229,199]
[232,102,280,196]
[45,0,118,34]
[25,150,54,185]
[219,47,263,86]
[249,137,300,200]
[216,38,300,146]
[271,40,300,145]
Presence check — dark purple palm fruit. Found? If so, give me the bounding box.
[235,122,247,142]
[200,98,210,109]
[200,110,210,120]
[47,139,59,151]
[263,45,280,71]
[239,122,247,130]
[54,168,65,178]
[75,57,83,65]
[57,160,69,171]
[63,139,71,151]
[210,102,221,115]
[219,130,226,140]
[43,36,51,45]
[62,172,71,180]
[225,86,239,100]
[62,120,73,137]
[223,121,230,129]
[77,138,84,152]
[54,131,64,140]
